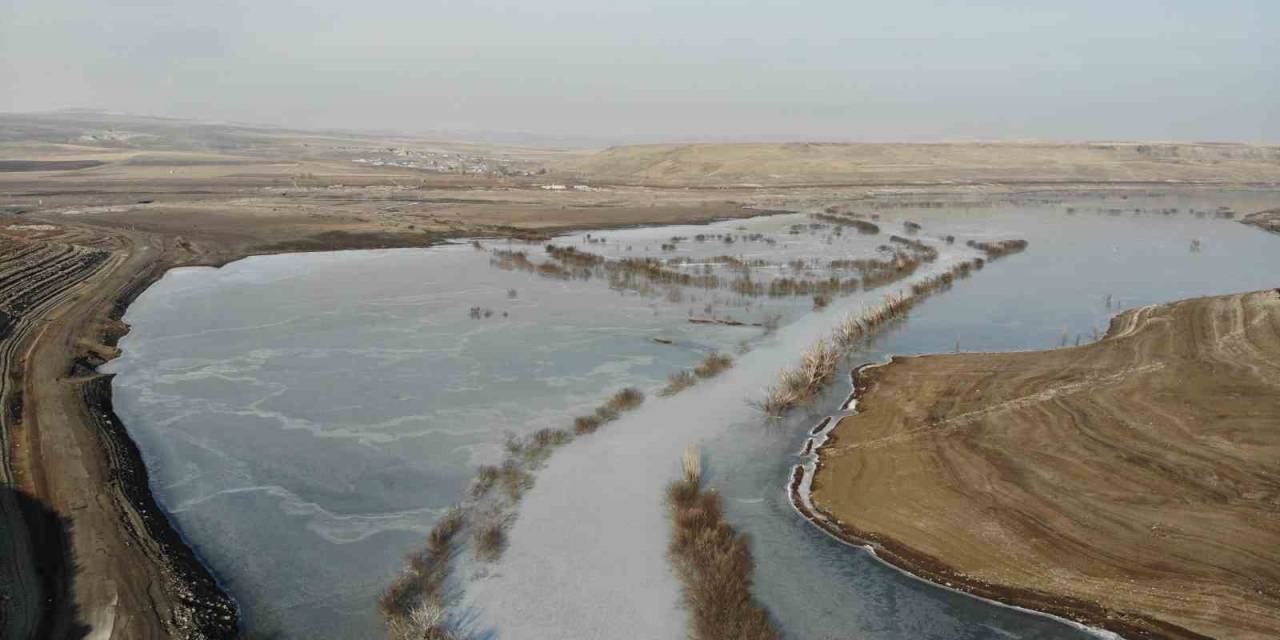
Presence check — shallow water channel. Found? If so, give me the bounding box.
[107,189,1280,638]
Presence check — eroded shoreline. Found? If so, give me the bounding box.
[787,363,1182,640]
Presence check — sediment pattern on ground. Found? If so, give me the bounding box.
[809,289,1280,639]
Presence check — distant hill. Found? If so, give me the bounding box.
[557,141,1280,187]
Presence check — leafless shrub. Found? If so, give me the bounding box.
[889,235,939,262]
[576,387,645,432]
[604,387,645,412]
[472,516,507,562]
[760,339,839,416]
[966,238,1029,259]
[831,312,866,350]
[693,352,733,379]
[574,413,603,435]
[682,442,702,483]
[498,459,533,502]
[545,244,605,267]
[666,452,780,640]
[387,602,466,640]
[380,507,466,631]
[761,292,927,417]
[471,465,499,498]
[661,370,698,396]
[523,427,572,462]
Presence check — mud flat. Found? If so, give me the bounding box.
[807,289,1280,639]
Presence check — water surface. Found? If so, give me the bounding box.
[107,189,1280,638]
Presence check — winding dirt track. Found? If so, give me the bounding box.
[811,289,1280,639]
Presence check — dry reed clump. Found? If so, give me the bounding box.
[661,370,698,396]
[811,212,880,234]
[490,248,587,280]
[889,235,939,262]
[682,442,702,483]
[760,339,839,416]
[573,414,603,434]
[761,293,921,417]
[498,459,533,502]
[575,387,646,433]
[380,507,466,637]
[386,602,467,640]
[544,244,605,267]
[472,515,508,563]
[604,387,645,412]
[693,352,733,379]
[606,258,720,291]
[522,427,572,462]
[729,276,765,296]
[909,258,987,296]
[470,465,500,498]
[663,352,735,397]
[489,249,534,271]
[760,248,1010,418]
[831,244,934,291]
[831,312,867,350]
[766,275,859,298]
[666,446,780,640]
[966,238,1029,259]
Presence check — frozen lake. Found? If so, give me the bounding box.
[107,189,1280,638]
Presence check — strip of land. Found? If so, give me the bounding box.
[809,289,1280,639]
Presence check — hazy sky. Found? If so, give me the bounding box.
[2,0,1277,143]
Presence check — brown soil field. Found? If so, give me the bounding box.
[809,289,1280,639]
[558,141,1280,187]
